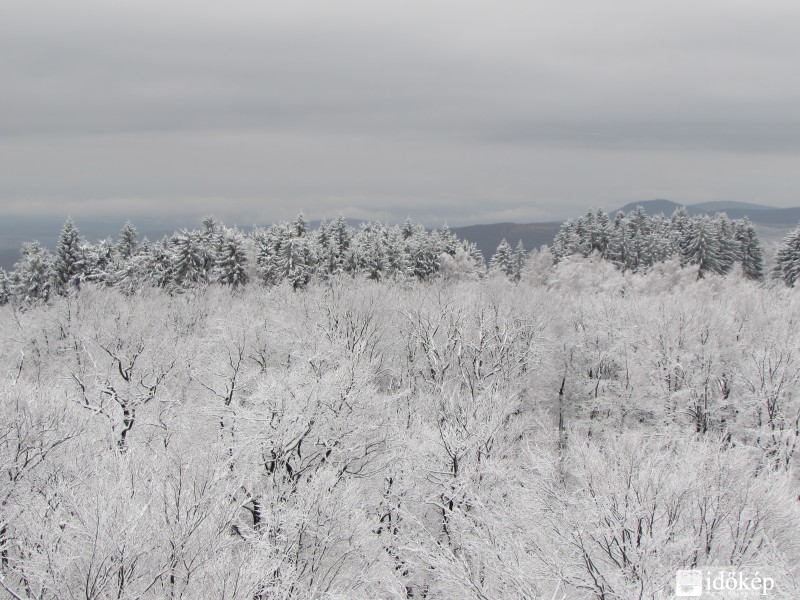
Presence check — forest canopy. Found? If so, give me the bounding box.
[0,264,799,598]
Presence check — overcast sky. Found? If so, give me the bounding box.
[2,0,799,227]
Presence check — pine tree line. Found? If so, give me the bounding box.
[1,215,485,305]
[550,206,766,280]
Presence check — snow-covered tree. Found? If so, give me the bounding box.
[714,213,737,275]
[489,238,515,279]
[11,241,53,304]
[117,221,139,261]
[171,230,206,290]
[215,228,250,288]
[84,237,116,285]
[0,269,9,305]
[772,226,800,286]
[512,240,526,282]
[684,216,720,278]
[735,218,765,281]
[52,217,86,294]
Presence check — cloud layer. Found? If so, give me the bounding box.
[2,0,799,225]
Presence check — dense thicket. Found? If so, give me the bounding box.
[1,268,798,599]
[552,207,765,279]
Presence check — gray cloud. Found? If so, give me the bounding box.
[2,0,800,226]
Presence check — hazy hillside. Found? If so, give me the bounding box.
[450,221,563,260]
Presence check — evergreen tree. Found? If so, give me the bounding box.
[463,241,486,275]
[592,209,612,257]
[117,221,139,260]
[146,237,175,289]
[0,269,9,305]
[670,206,692,266]
[735,219,765,281]
[512,240,527,282]
[11,241,53,304]
[293,213,309,238]
[52,218,85,295]
[490,239,515,279]
[85,237,116,285]
[552,219,582,261]
[327,215,353,276]
[216,229,250,288]
[713,214,736,275]
[278,236,311,290]
[385,226,412,279]
[361,230,388,281]
[772,227,800,287]
[648,215,677,265]
[408,227,440,281]
[436,224,458,256]
[199,217,222,280]
[623,206,652,272]
[684,217,720,278]
[172,230,206,289]
[401,218,415,240]
[605,211,627,267]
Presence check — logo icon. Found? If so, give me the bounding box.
[675,570,703,597]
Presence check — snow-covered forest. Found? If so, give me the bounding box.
[4,206,800,308]
[2,213,800,599]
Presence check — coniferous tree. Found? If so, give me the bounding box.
[11,241,52,304]
[512,240,527,283]
[293,212,309,238]
[490,238,515,279]
[278,235,311,290]
[327,215,353,276]
[401,218,415,240]
[684,216,719,278]
[735,219,765,281]
[360,228,388,281]
[670,206,692,266]
[144,237,174,289]
[172,230,206,290]
[463,241,486,274]
[772,227,800,287]
[0,269,9,305]
[648,215,677,265]
[385,226,411,280]
[436,224,458,257]
[117,221,139,261]
[592,209,612,257]
[713,214,736,275]
[199,217,222,281]
[216,229,250,288]
[408,226,440,281]
[85,237,116,285]
[52,218,85,295]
